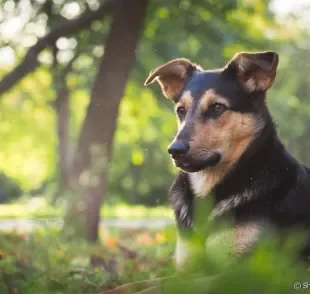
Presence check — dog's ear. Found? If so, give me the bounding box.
[144,59,200,99]
[225,51,279,92]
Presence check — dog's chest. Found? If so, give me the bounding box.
[189,170,224,197]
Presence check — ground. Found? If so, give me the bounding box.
[0,226,176,294]
[0,199,309,293]
[0,216,309,294]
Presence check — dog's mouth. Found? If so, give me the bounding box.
[173,152,221,173]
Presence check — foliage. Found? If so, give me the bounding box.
[0,220,309,294]
[268,29,310,165]
[0,68,56,190]
[2,0,309,206]
[0,226,175,294]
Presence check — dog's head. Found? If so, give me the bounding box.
[144,51,279,173]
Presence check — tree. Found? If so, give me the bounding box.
[0,0,118,96]
[51,53,78,197]
[0,0,149,241]
[65,0,149,242]
[2,0,308,243]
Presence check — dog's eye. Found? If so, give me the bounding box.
[176,106,186,117]
[210,103,226,115]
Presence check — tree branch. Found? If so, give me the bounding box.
[0,0,120,97]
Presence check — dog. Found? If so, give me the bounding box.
[102,51,310,294]
[144,51,310,267]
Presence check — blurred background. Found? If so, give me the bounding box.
[0,0,310,237]
[0,0,310,292]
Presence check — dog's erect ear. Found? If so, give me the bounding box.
[144,59,199,99]
[225,51,279,92]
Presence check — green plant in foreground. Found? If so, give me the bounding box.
[157,235,309,294]
[0,210,309,294]
[155,197,310,294]
[0,227,175,294]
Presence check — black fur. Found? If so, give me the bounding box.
[169,171,194,229]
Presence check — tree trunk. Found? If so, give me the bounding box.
[51,52,78,201]
[66,0,149,242]
[54,83,71,197]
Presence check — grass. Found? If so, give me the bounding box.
[0,197,173,219]
[0,225,176,294]
[0,198,309,293]
[0,221,309,294]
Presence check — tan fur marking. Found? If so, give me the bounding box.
[233,220,272,255]
[189,109,263,197]
[199,89,230,112]
[179,91,193,110]
[234,223,260,254]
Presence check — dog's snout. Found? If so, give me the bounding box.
[168,141,189,159]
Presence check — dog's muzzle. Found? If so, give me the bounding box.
[168,145,221,173]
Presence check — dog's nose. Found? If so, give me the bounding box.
[167,141,189,158]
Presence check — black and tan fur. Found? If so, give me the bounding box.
[144,51,310,267]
